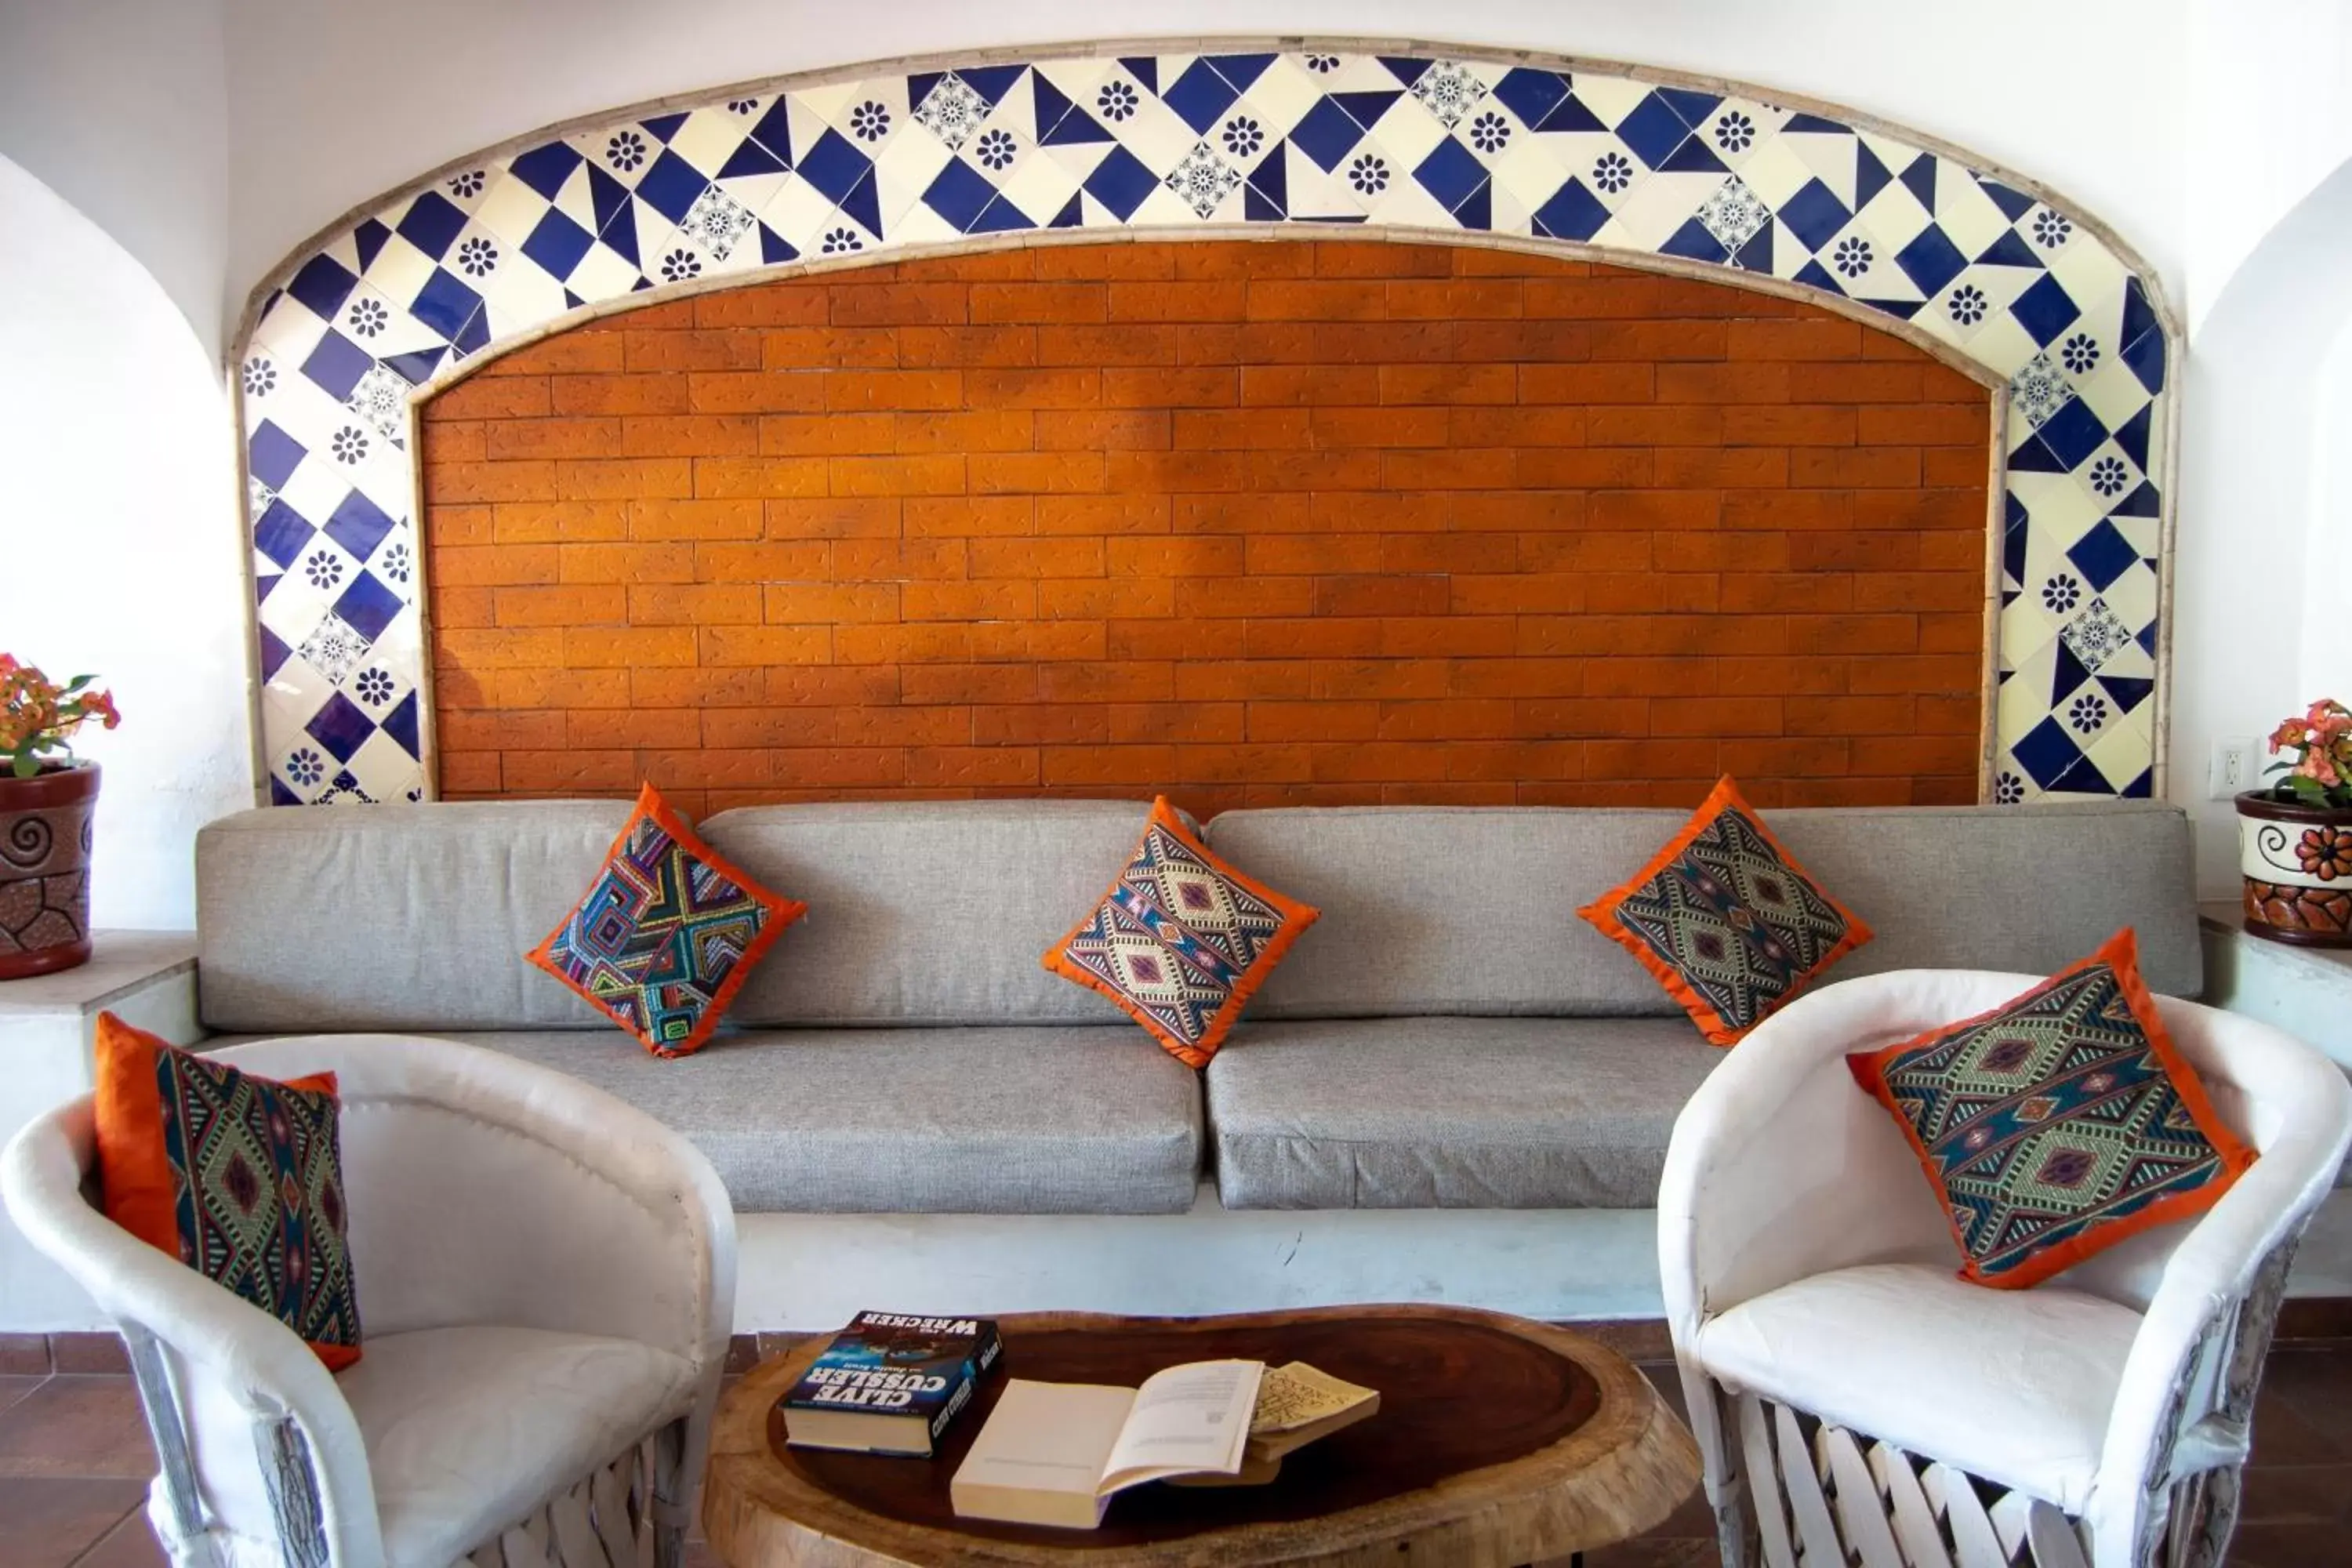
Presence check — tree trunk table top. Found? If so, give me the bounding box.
[703,1304,1700,1567]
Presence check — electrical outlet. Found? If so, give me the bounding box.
[2209,737,2259,800]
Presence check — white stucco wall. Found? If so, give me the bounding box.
[0,0,230,356]
[0,155,250,929]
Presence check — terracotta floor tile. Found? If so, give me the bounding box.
[0,1375,45,1419]
[0,1378,156,1480]
[0,1476,147,1568]
[64,1511,167,1568]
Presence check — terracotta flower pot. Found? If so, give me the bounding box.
[2237,788,2352,949]
[0,763,99,980]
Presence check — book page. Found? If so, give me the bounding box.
[1098,1359,1263,1493]
[954,1380,1135,1498]
[1251,1363,1376,1435]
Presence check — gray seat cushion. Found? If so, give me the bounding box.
[1203,800,2200,1020]
[435,1025,1203,1215]
[1205,1017,1725,1209]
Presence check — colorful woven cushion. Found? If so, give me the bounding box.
[528,782,806,1058]
[1044,797,1319,1068]
[93,1012,362,1370]
[1577,775,1871,1045]
[1847,929,2256,1289]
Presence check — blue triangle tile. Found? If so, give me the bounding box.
[2013,717,2085,789]
[563,289,585,309]
[1657,136,1730,174]
[587,165,632,234]
[383,692,421,760]
[1656,86,1724,129]
[2123,318,2167,394]
[1661,216,1731,264]
[719,138,791,180]
[1118,56,1157,96]
[2049,754,2117,795]
[907,72,946,112]
[1531,178,1610,242]
[1978,177,2035,221]
[960,64,1029,107]
[1334,91,1405,132]
[1781,111,1852,133]
[1245,143,1287,218]
[836,169,884,238]
[270,776,303,806]
[1535,93,1609,133]
[1855,142,1892,209]
[1733,220,1774,272]
[1862,297,1924,321]
[2121,768,2153,800]
[1042,104,1116,146]
[1206,53,1276,93]
[1491,68,1570,128]
[2111,478,2161,518]
[968,194,1036,234]
[1033,74,1078,139]
[259,624,291,678]
[1793,258,1841,292]
[1051,192,1084,229]
[511,141,585,199]
[2008,433,2068,473]
[2050,640,2093,705]
[353,218,392,273]
[744,101,795,168]
[758,224,798,265]
[2113,405,2153,473]
[1899,154,1936,212]
[1378,56,1435,88]
[2137,621,2160,655]
[382,347,448,386]
[1453,180,1491,230]
[630,276,654,292]
[640,112,688,143]
[600,206,640,268]
[2098,675,2154,715]
[1975,229,2045,270]
[2120,278,2161,355]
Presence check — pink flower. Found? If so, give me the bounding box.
[2298,749,2345,789]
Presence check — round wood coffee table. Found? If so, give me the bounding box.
[703,1305,1700,1566]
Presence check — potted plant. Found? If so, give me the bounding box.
[2238,697,2352,948]
[0,655,120,979]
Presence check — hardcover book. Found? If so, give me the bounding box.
[779,1312,1004,1457]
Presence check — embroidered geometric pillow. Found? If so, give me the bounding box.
[528,782,806,1058]
[1847,928,2256,1290]
[93,1011,362,1370]
[1577,775,1873,1046]
[1044,797,1319,1068]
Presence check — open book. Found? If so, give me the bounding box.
[1171,1361,1382,1486]
[950,1361,1265,1528]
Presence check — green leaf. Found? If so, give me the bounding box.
[2288,774,2332,808]
[60,675,94,692]
[9,753,36,780]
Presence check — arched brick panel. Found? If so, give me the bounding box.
[234,42,2174,807]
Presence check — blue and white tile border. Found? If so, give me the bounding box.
[233,39,2179,808]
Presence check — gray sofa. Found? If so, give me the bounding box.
[194,797,2201,1225]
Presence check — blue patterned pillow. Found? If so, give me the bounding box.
[529,782,806,1057]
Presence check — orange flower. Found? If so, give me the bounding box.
[2270,717,2308,753]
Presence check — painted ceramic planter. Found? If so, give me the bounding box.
[2237,789,2352,949]
[0,763,99,979]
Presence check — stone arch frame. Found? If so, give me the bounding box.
[231,38,2179,808]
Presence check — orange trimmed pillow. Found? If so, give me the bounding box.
[1847,928,2255,1289]
[1044,797,1319,1068]
[528,782,806,1058]
[93,1012,362,1370]
[1578,775,1871,1045]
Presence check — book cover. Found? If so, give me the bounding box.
[780,1312,1004,1457]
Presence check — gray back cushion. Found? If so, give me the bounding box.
[197,801,633,1032]
[705,800,1152,1027]
[1203,801,2200,1019]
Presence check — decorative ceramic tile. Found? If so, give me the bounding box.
[231,44,2178,808]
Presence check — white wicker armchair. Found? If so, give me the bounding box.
[1,1033,737,1568]
[1659,969,2352,1568]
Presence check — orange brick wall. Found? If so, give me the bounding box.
[419,238,1992,818]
